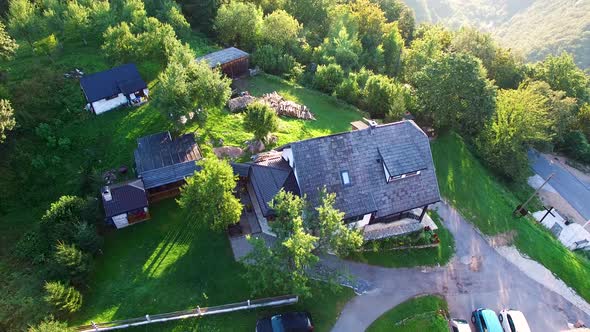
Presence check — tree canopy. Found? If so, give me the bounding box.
[0,99,16,143]
[243,102,279,142]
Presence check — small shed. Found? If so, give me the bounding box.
[80,64,148,115]
[196,47,250,78]
[101,179,150,229]
[134,131,202,202]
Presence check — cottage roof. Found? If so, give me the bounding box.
[196,47,249,68]
[288,120,440,219]
[80,64,147,103]
[134,132,202,189]
[250,163,300,217]
[102,179,148,218]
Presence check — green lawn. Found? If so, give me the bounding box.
[367,295,449,332]
[191,74,364,149]
[347,211,455,268]
[432,133,590,303]
[74,199,354,331]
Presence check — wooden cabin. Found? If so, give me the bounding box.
[196,47,250,78]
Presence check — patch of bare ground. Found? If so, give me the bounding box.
[487,230,517,247]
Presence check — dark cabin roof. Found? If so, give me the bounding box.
[102,179,148,218]
[134,132,202,189]
[288,120,440,219]
[249,158,300,217]
[80,64,147,103]
[196,47,249,68]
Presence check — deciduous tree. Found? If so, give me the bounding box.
[178,158,242,232]
[383,22,403,77]
[101,22,138,63]
[260,9,300,50]
[413,53,496,136]
[535,52,590,103]
[32,34,59,62]
[8,0,40,46]
[314,63,344,93]
[364,74,407,120]
[0,22,18,60]
[0,99,16,143]
[28,317,73,332]
[214,1,262,50]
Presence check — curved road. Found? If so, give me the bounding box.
[329,202,590,331]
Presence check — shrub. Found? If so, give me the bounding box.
[73,223,102,255]
[314,63,344,94]
[243,102,279,142]
[43,281,82,314]
[363,74,407,119]
[252,45,300,77]
[28,317,73,332]
[40,196,87,245]
[335,75,362,105]
[560,130,590,164]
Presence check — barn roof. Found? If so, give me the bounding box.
[102,179,148,218]
[287,120,440,219]
[80,64,147,103]
[134,132,202,189]
[196,47,249,68]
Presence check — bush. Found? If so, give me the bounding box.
[560,130,590,164]
[40,196,88,246]
[243,102,279,142]
[252,45,300,77]
[73,223,102,255]
[43,281,82,314]
[364,74,407,119]
[314,63,344,94]
[335,74,362,105]
[28,317,73,332]
[14,229,50,264]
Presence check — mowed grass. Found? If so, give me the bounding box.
[74,199,354,331]
[366,295,449,332]
[432,133,590,302]
[347,211,455,268]
[191,74,364,148]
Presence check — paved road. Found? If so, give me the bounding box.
[529,150,590,221]
[329,202,590,332]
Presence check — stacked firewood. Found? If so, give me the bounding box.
[260,92,315,120]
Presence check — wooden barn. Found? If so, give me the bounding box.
[134,131,202,202]
[196,47,250,78]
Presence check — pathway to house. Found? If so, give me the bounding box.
[329,201,590,332]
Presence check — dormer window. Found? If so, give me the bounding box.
[341,171,351,186]
[388,170,421,182]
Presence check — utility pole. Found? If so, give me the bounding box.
[513,173,555,217]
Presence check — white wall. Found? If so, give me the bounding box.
[533,210,590,250]
[92,93,128,115]
[348,213,373,230]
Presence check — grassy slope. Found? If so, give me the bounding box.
[432,133,590,302]
[347,211,455,268]
[75,200,354,331]
[366,295,448,332]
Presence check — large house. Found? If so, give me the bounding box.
[134,131,202,202]
[239,120,441,240]
[196,47,250,78]
[80,64,148,115]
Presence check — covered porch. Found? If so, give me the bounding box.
[362,206,438,241]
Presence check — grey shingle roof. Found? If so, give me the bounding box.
[196,47,249,68]
[102,179,148,218]
[134,132,202,189]
[249,164,300,217]
[289,120,440,219]
[80,63,146,103]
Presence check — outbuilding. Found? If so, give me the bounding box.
[80,63,148,115]
[134,131,203,202]
[196,47,250,78]
[101,179,150,229]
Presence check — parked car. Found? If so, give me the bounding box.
[471,308,503,332]
[498,309,532,332]
[256,312,314,332]
[449,318,472,332]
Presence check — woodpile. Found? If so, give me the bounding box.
[227,94,256,113]
[260,92,315,120]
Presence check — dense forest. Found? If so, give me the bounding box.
[0,0,589,330]
[403,0,590,70]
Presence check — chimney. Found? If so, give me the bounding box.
[102,187,112,202]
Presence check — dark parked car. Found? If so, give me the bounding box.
[256,312,314,332]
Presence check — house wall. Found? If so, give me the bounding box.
[91,93,128,115]
[281,148,300,184]
[348,213,373,230]
[221,57,249,78]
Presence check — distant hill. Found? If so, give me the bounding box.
[403,0,590,69]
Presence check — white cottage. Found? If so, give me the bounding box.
[80,63,148,115]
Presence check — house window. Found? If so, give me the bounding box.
[341,171,351,186]
[388,170,421,182]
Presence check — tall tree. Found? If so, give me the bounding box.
[489,47,524,89]
[243,102,279,143]
[7,0,39,46]
[52,242,90,285]
[63,2,90,45]
[178,158,242,232]
[382,22,403,77]
[0,21,18,60]
[413,53,496,136]
[401,24,450,82]
[214,1,262,50]
[535,52,590,104]
[314,63,344,93]
[154,60,231,126]
[260,9,300,50]
[101,22,138,63]
[0,99,16,143]
[348,0,386,51]
[476,87,552,180]
[450,27,496,71]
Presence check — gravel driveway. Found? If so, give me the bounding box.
[328,202,590,332]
